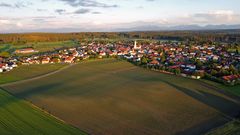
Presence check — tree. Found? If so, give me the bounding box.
[160,53,166,63]
[141,56,148,65]
[229,65,238,75]
[210,69,218,76]
[0,51,10,58]
[157,48,163,53]
[220,69,229,76]
[174,69,181,74]
[196,60,203,69]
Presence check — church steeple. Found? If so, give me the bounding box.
[134,41,137,49]
[134,40,141,50]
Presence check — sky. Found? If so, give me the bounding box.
[0,0,240,32]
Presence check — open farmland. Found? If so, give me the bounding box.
[202,80,240,97]
[0,64,67,84]
[0,89,86,135]
[0,40,78,54]
[206,120,240,135]
[3,59,240,135]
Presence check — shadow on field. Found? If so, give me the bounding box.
[0,88,19,108]
[161,81,240,135]
[12,82,63,99]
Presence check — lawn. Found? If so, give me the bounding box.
[3,59,240,135]
[0,89,87,135]
[0,64,67,84]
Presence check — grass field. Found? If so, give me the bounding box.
[0,89,86,135]
[3,59,240,135]
[27,41,78,52]
[201,80,240,97]
[0,40,77,54]
[0,64,67,84]
[206,120,240,135]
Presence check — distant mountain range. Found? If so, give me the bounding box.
[3,24,240,33]
[114,24,240,32]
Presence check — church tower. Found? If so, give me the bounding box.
[134,41,137,49]
[134,40,141,50]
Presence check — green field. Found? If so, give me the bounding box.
[0,40,77,54]
[202,80,240,97]
[206,120,240,135]
[3,59,240,135]
[0,89,86,135]
[202,80,240,135]
[0,64,67,84]
[27,41,78,52]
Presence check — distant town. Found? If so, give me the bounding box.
[0,40,240,85]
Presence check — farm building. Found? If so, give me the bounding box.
[15,48,38,54]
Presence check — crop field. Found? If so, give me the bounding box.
[0,64,67,84]
[3,59,240,135]
[0,89,86,135]
[0,40,77,54]
[27,41,78,52]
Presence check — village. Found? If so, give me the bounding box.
[0,41,240,85]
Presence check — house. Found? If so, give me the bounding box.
[213,55,219,61]
[222,75,240,83]
[0,63,7,72]
[0,63,7,69]
[191,75,201,79]
[99,52,106,56]
[51,58,61,63]
[72,51,79,57]
[186,64,196,70]
[169,65,180,69]
[42,57,50,64]
[8,62,18,68]
[148,60,160,66]
[0,65,4,72]
[64,56,75,63]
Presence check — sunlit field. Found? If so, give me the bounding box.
[0,89,86,135]
[4,59,240,135]
[0,64,67,84]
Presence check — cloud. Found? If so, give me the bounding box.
[59,0,118,8]
[185,10,240,25]
[92,11,101,14]
[150,10,240,26]
[37,9,48,12]
[0,3,12,8]
[0,2,32,9]
[73,9,91,14]
[0,19,11,25]
[55,9,66,14]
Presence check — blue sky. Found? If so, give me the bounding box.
[0,0,239,32]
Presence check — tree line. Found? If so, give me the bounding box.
[0,30,240,44]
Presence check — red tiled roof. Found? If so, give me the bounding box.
[222,75,240,81]
[149,60,159,65]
